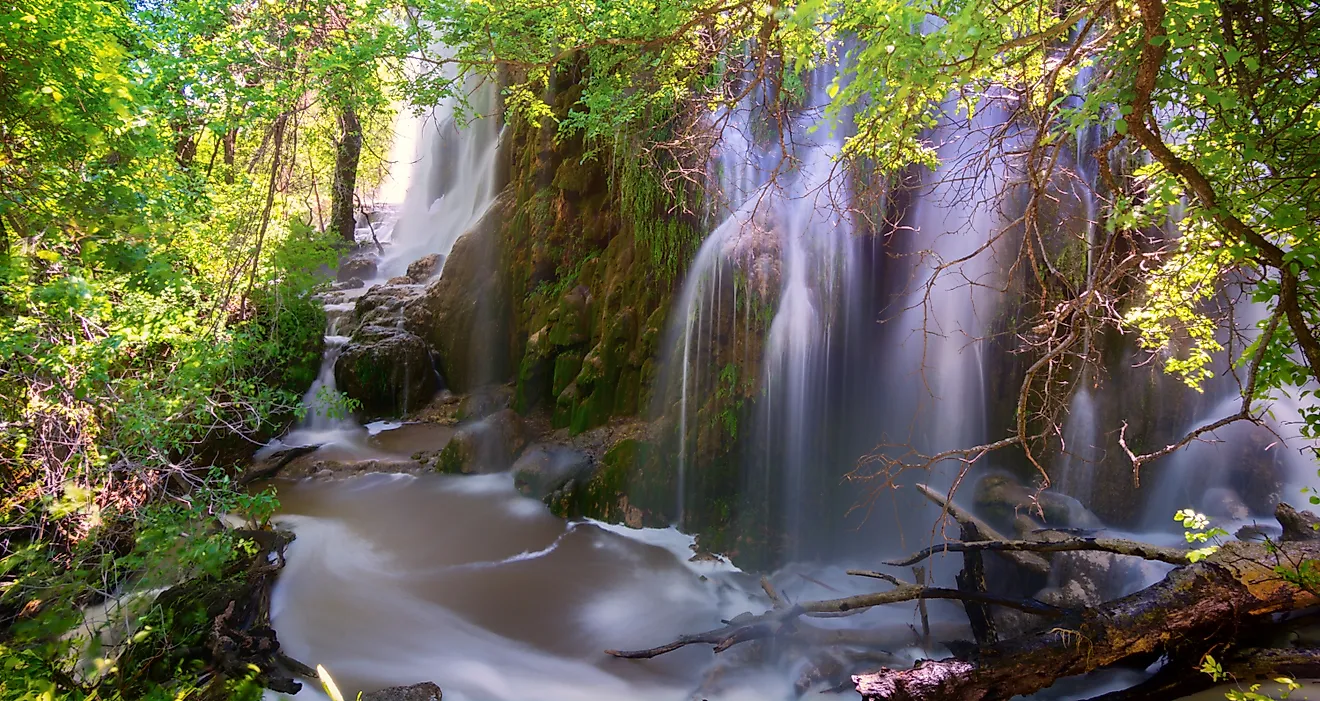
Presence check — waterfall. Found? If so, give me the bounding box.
[265,71,503,455]
[374,75,502,279]
[1139,298,1320,531]
[658,61,861,560]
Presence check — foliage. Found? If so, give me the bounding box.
[1201,653,1301,701]
[1,0,413,691]
[1174,508,1228,562]
[409,0,1320,467]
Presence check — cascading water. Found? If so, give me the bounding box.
[1139,298,1320,531]
[259,36,1320,701]
[659,63,863,562]
[375,74,502,279]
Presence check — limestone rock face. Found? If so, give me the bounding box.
[403,202,511,394]
[334,325,438,418]
[361,682,442,701]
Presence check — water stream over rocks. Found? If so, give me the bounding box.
[257,53,1320,701]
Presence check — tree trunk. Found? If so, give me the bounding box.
[853,539,1320,701]
[330,104,362,244]
[222,128,238,184]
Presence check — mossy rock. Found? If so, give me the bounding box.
[552,352,583,397]
[553,382,581,430]
[515,352,552,413]
[547,438,675,527]
[547,288,590,347]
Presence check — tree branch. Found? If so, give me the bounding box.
[884,537,1190,569]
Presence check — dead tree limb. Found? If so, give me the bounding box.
[853,538,1320,701]
[956,522,998,647]
[884,537,1190,568]
[605,587,1067,659]
[915,484,1050,574]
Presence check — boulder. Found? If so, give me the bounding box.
[512,444,594,498]
[406,253,444,282]
[403,200,511,393]
[973,473,1104,531]
[456,385,513,421]
[353,280,427,331]
[338,250,378,282]
[434,408,528,474]
[362,682,442,701]
[546,438,675,528]
[334,325,438,418]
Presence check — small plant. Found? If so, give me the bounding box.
[1175,508,1229,562]
[1202,653,1300,700]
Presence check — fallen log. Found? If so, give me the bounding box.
[239,444,320,485]
[853,537,1320,700]
[1083,644,1320,701]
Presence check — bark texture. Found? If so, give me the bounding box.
[853,539,1320,701]
[331,105,363,244]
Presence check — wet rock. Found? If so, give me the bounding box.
[973,473,1103,531]
[1277,503,1320,542]
[456,385,513,421]
[546,437,675,528]
[1200,486,1250,521]
[332,277,365,291]
[361,682,442,701]
[434,408,528,474]
[353,280,427,331]
[1235,522,1284,542]
[334,325,438,418]
[338,250,378,282]
[403,201,511,393]
[511,444,593,498]
[406,253,444,282]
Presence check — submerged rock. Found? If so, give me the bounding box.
[334,325,438,418]
[361,682,442,701]
[511,444,593,498]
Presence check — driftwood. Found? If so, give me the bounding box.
[853,518,1320,700]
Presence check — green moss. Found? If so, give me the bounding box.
[436,439,465,474]
[547,438,676,526]
[552,351,583,396]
